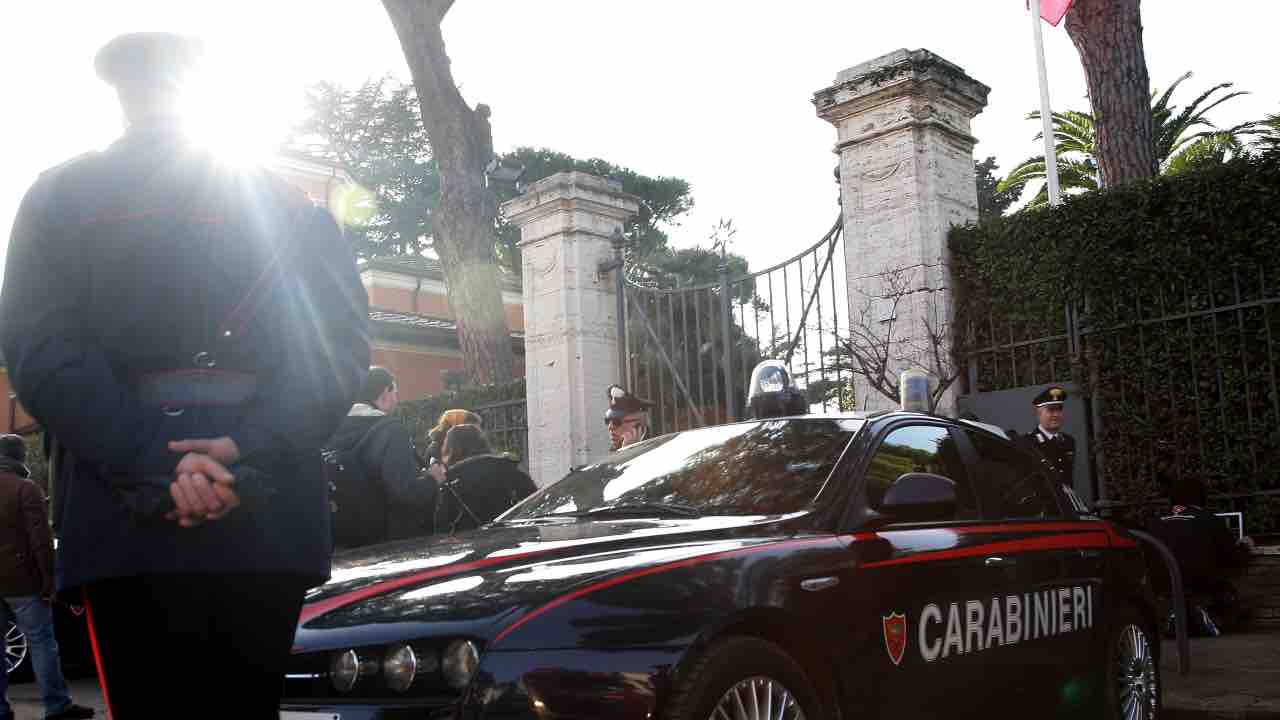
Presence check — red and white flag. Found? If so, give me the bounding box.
[1029,0,1074,26]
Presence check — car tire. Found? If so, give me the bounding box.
[664,636,824,720]
[1103,607,1161,720]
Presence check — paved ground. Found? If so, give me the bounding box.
[4,631,1278,718]
[1164,631,1280,719]
[8,677,105,720]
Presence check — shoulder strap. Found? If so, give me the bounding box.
[336,415,398,457]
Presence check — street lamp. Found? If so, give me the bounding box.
[484,156,526,192]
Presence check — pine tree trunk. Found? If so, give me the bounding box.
[382,0,516,385]
[1065,0,1157,187]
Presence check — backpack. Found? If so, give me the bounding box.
[323,419,393,549]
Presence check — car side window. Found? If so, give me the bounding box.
[864,425,978,520]
[965,430,1061,520]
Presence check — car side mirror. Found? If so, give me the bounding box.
[881,472,958,524]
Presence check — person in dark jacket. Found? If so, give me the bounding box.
[0,435,94,720]
[0,33,368,718]
[326,367,435,547]
[434,425,536,535]
[1147,475,1251,633]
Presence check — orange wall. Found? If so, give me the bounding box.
[366,284,525,332]
[371,345,527,402]
[372,348,463,401]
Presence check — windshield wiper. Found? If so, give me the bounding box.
[574,502,703,519]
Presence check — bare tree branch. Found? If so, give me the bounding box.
[825,266,962,412]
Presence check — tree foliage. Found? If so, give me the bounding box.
[290,79,437,258]
[1000,73,1259,208]
[975,156,1018,221]
[491,147,693,274]
[1258,113,1280,155]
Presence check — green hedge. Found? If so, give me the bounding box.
[950,154,1280,531]
[395,377,526,453]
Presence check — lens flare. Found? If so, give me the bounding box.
[330,183,378,228]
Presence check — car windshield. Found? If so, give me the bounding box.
[501,418,863,520]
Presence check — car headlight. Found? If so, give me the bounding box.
[441,639,480,690]
[330,649,360,693]
[383,644,418,692]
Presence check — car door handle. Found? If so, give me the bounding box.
[800,576,840,592]
[984,556,1017,568]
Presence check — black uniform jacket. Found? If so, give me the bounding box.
[1016,427,1076,483]
[1146,504,1238,590]
[436,454,536,535]
[327,405,435,544]
[0,118,370,590]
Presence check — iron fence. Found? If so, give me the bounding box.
[620,218,850,435]
[963,265,1280,533]
[472,398,528,468]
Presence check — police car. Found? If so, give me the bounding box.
[281,403,1159,719]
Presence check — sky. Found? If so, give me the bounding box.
[3,1,1277,281]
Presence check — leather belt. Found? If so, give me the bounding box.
[135,370,258,412]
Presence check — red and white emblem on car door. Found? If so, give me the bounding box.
[882,612,907,666]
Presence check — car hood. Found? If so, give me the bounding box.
[294,514,798,652]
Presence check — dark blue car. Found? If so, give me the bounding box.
[281,411,1159,720]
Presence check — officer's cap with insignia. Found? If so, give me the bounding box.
[604,385,654,424]
[94,32,204,92]
[1033,386,1069,408]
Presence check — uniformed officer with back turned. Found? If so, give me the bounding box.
[0,33,369,718]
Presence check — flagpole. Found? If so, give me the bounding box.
[1031,1,1062,206]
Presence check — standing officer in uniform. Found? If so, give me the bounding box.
[0,33,369,718]
[1016,386,1077,486]
[605,385,653,451]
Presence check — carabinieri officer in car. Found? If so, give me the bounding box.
[0,32,369,718]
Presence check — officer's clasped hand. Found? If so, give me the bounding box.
[165,450,240,528]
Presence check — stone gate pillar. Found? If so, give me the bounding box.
[501,172,639,486]
[814,49,989,414]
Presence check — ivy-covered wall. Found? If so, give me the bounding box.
[950,154,1280,532]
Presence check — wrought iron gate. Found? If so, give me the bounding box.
[618,218,850,435]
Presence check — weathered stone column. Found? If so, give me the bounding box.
[501,172,639,486]
[814,49,989,414]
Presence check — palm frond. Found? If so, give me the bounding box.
[1257,113,1280,153]
[1165,132,1249,175]
[1012,71,1256,210]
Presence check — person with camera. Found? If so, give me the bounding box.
[433,425,535,535]
[423,409,482,484]
[326,368,435,548]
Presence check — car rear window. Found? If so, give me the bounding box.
[503,418,862,519]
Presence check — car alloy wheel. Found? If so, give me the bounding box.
[709,676,806,720]
[4,621,27,675]
[1115,623,1158,720]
